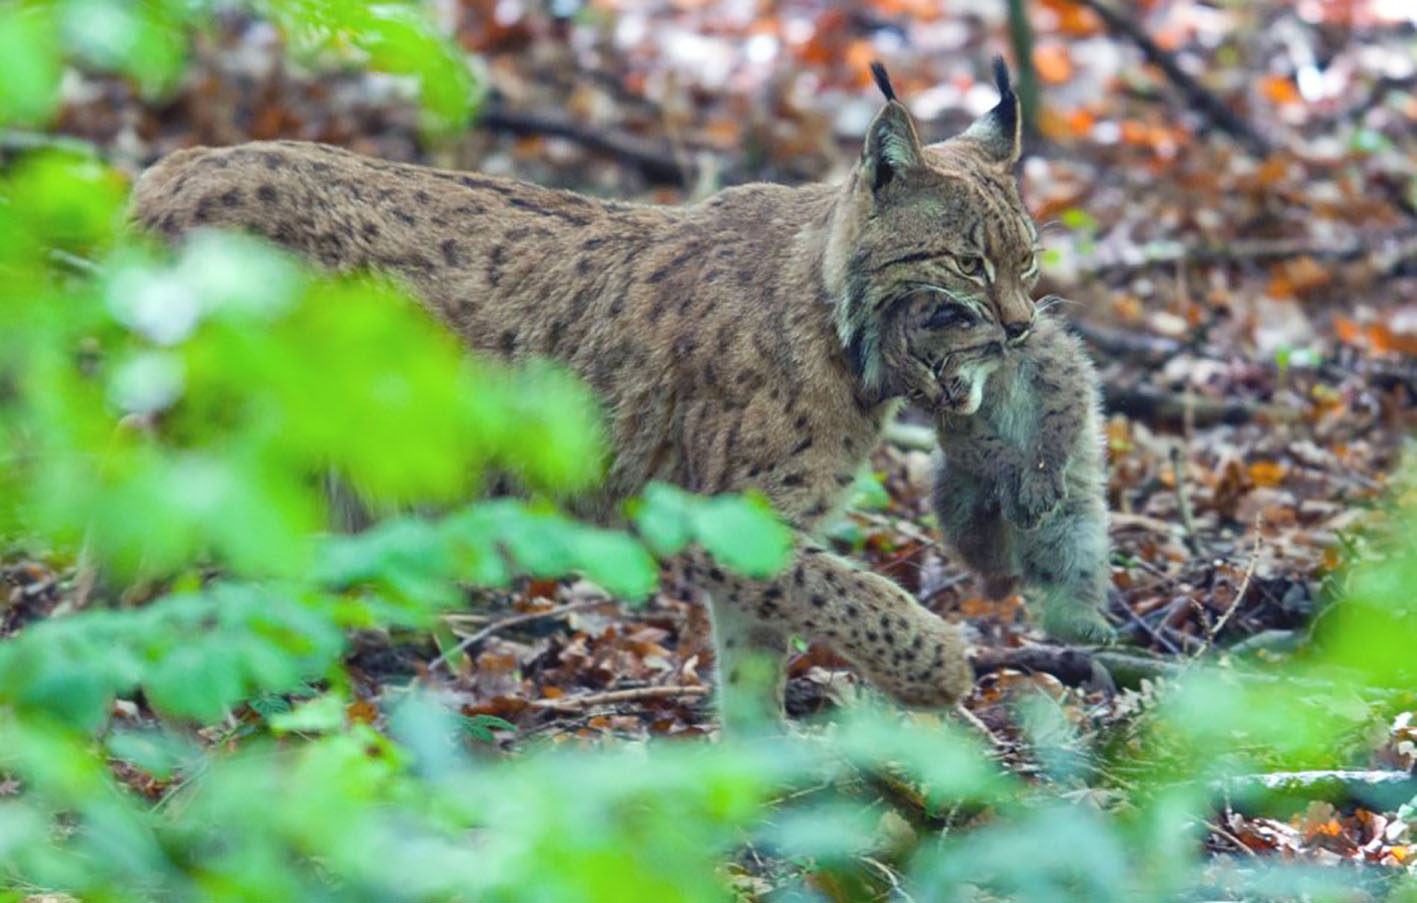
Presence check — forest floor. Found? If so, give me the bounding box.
[5,0,1416,873]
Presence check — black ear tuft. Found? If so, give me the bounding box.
[990,56,1018,150]
[959,56,1022,165]
[869,61,897,102]
[992,55,1013,101]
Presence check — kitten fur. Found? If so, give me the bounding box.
[932,312,1114,643]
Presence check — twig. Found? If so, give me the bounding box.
[1202,517,1263,653]
[1072,0,1271,156]
[860,856,917,902]
[1207,819,1259,859]
[955,702,1010,752]
[47,248,102,277]
[1170,445,1205,557]
[528,684,710,710]
[1116,597,1182,655]
[427,600,604,673]
[0,128,103,158]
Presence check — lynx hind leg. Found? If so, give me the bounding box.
[932,461,1020,598]
[1018,496,1115,644]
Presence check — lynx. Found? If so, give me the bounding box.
[131,60,1044,727]
[933,310,1114,644]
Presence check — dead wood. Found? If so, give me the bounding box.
[970,644,1110,690]
[1073,0,1271,156]
[1102,385,1301,429]
[478,104,688,186]
[529,685,710,709]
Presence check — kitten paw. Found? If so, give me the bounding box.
[1041,607,1117,645]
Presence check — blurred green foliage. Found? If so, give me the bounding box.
[0,2,1414,902]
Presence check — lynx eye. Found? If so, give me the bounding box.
[955,255,985,279]
[925,305,974,329]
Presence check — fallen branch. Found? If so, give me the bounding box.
[1215,769,1417,793]
[479,104,688,186]
[1073,228,1417,278]
[1073,318,1417,399]
[1073,0,1271,156]
[1091,649,1198,689]
[970,644,1108,689]
[529,684,710,710]
[1213,769,1417,815]
[428,600,605,673]
[1103,385,1300,429]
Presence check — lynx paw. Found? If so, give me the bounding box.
[1041,606,1117,645]
[1005,462,1066,530]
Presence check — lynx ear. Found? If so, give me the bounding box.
[861,61,923,193]
[960,56,1021,166]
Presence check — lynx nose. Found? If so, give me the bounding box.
[1004,319,1033,344]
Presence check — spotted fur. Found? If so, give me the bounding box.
[131,62,1042,728]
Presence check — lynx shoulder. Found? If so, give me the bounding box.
[133,60,1044,725]
[933,313,1114,644]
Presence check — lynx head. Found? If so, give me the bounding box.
[829,58,1040,404]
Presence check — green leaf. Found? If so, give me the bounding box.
[1060,207,1097,232]
[633,482,695,557]
[569,526,657,600]
[0,7,61,126]
[106,729,200,780]
[269,694,347,735]
[691,492,792,578]
[459,714,515,742]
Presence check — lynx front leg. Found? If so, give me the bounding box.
[687,539,974,730]
[705,593,788,733]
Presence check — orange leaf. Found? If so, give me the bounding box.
[1333,315,1363,346]
[1256,156,1290,186]
[1041,0,1102,35]
[346,699,379,724]
[1368,324,1417,356]
[1261,75,1301,106]
[1033,43,1074,85]
[1120,120,1150,144]
[1248,461,1286,487]
[1066,107,1096,136]
[1321,547,1342,572]
[845,39,876,83]
[1273,256,1330,294]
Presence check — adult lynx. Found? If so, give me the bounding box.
[133,61,1041,726]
